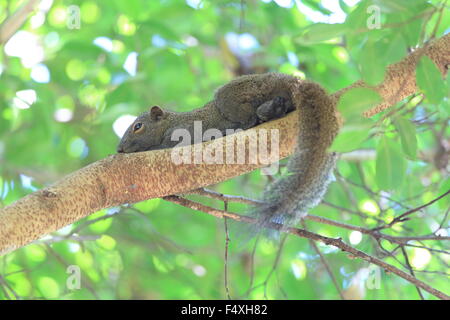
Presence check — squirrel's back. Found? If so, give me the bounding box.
[214,73,297,128]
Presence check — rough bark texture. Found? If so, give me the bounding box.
[334,34,450,116]
[0,34,449,255]
[0,117,298,255]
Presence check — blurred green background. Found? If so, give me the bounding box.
[0,0,449,299]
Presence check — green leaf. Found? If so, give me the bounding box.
[301,0,333,15]
[337,87,382,121]
[359,39,386,85]
[373,0,426,13]
[437,179,450,209]
[345,0,370,30]
[338,0,351,13]
[439,96,450,118]
[393,117,417,159]
[416,55,447,105]
[397,13,424,47]
[296,23,349,44]
[330,125,371,152]
[379,33,407,65]
[38,277,60,299]
[376,137,407,190]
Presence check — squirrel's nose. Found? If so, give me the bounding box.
[117,146,124,153]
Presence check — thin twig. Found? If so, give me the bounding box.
[223,201,232,300]
[401,246,425,300]
[301,220,345,300]
[163,195,450,300]
[188,188,262,205]
[44,245,100,299]
[188,189,450,243]
[241,235,259,299]
[372,190,450,232]
[306,214,450,243]
[430,0,448,40]
[263,234,287,300]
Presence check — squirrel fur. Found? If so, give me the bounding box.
[117,73,339,229]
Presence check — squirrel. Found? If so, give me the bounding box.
[117,73,340,229]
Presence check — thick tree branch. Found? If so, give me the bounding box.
[0,34,449,255]
[334,33,450,117]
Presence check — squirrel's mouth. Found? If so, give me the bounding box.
[116,143,163,153]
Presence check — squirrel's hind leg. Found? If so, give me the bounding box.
[255,96,291,123]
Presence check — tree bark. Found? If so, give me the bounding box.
[0,34,449,255]
[0,0,40,45]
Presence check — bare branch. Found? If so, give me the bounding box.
[372,189,450,232]
[163,195,450,300]
[400,246,425,300]
[301,220,345,300]
[0,0,40,45]
[186,189,450,244]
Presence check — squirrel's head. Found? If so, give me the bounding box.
[117,106,169,153]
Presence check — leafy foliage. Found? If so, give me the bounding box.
[0,0,448,300]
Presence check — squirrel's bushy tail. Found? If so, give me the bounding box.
[254,81,339,231]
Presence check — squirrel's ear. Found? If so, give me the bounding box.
[149,106,164,121]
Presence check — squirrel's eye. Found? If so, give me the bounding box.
[133,122,143,132]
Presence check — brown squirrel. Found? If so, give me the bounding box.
[117,73,339,229]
